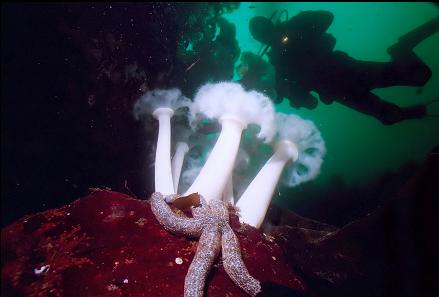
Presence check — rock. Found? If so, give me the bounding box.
[269,146,439,297]
[1,189,309,297]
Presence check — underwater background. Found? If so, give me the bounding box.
[2,2,438,228]
[224,2,439,224]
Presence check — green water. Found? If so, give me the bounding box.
[224,2,439,188]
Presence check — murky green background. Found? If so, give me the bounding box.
[225,2,439,190]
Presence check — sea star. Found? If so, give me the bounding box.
[150,192,261,297]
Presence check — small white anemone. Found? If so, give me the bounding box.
[133,88,191,120]
[133,88,192,195]
[276,113,326,187]
[236,112,326,228]
[170,123,193,193]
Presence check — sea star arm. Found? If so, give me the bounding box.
[191,195,209,218]
[221,225,261,297]
[184,225,222,297]
[150,192,203,237]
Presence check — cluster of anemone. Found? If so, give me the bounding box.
[134,82,326,228]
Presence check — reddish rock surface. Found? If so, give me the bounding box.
[1,189,309,297]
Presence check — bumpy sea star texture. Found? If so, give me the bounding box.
[150,192,260,297]
[1,189,308,297]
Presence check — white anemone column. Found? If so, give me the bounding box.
[171,142,189,193]
[236,140,299,228]
[153,107,175,195]
[222,175,234,205]
[184,115,246,202]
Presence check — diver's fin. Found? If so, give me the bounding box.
[388,15,439,58]
[397,15,439,47]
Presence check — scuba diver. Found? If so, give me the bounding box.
[249,10,439,125]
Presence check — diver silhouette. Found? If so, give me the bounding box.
[249,10,439,125]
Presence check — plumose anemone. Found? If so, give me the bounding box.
[236,112,326,228]
[184,82,276,202]
[134,82,325,297]
[133,88,191,195]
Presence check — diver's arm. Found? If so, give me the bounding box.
[277,78,318,109]
[287,10,334,34]
[290,88,319,109]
